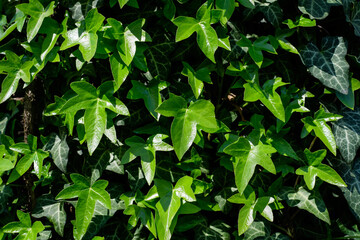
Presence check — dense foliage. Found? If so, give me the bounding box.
[1,0,360,239]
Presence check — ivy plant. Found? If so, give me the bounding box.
[1,0,360,239]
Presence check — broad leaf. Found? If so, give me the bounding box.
[56,174,111,240]
[301,107,342,155]
[280,186,330,224]
[260,1,284,27]
[33,194,66,237]
[156,95,218,160]
[223,138,276,195]
[298,0,330,20]
[172,3,219,62]
[2,210,45,240]
[60,8,105,62]
[244,77,287,122]
[295,149,346,189]
[121,134,173,185]
[52,81,129,155]
[333,108,360,163]
[42,133,69,173]
[181,62,211,99]
[8,135,49,183]
[300,36,349,94]
[0,51,33,103]
[16,0,55,42]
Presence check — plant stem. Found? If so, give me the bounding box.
[309,136,318,151]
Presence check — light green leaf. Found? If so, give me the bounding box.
[2,210,45,239]
[280,186,330,224]
[300,36,349,94]
[174,176,196,202]
[117,18,151,66]
[224,138,276,195]
[60,8,105,62]
[298,0,330,19]
[54,81,128,155]
[181,62,211,99]
[8,136,49,183]
[283,16,316,29]
[244,77,287,122]
[16,0,55,42]
[216,0,235,25]
[0,51,33,103]
[56,174,111,240]
[238,204,255,236]
[173,16,199,42]
[109,53,129,90]
[301,107,342,155]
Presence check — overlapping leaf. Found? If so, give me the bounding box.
[16,0,55,42]
[301,107,342,155]
[295,149,346,189]
[33,194,66,237]
[60,8,105,62]
[156,94,219,160]
[298,0,330,20]
[8,135,49,183]
[121,134,173,185]
[2,210,45,240]
[56,174,112,240]
[244,77,287,122]
[47,81,129,155]
[333,108,360,164]
[300,36,350,94]
[280,186,330,224]
[0,51,33,103]
[223,138,277,195]
[127,80,169,120]
[173,2,219,62]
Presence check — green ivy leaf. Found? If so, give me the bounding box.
[156,95,218,160]
[121,134,173,185]
[2,210,45,240]
[8,135,49,183]
[109,52,129,91]
[260,1,284,27]
[244,77,287,122]
[53,81,129,155]
[172,3,219,62]
[56,174,111,240]
[283,16,316,29]
[215,0,235,25]
[295,149,346,189]
[298,0,330,19]
[280,186,330,224]
[42,133,69,173]
[155,176,196,240]
[181,62,211,99]
[237,35,277,68]
[16,0,55,42]
[60,8,105,62]
[301,107,342,155]
[33,194,66,237]
[127,80,169,120]
[224,138,276,195]
[0,51,34,103]
[333,108,360,163]
[300,36,350,94]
